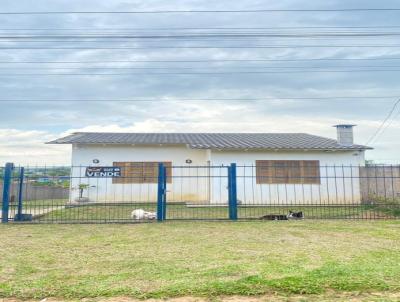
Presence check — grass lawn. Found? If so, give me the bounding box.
[1,221,400,301]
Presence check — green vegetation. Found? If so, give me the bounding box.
[24,167,71,177]
[2,199,399,223]
[0,221,399,300]
[30,180,70,188]
[30,203,399,222]
[363,195,400,218]
[22,166,71,188]
[3,200,399,222]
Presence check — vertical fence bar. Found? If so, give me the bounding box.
[228,163,238,220]
[157,163,165,221]
[162,165,167,220]
[227,165,231,212]
[2,163,14,223]
[15,167,24,221]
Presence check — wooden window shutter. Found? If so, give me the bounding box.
[288,161,302,184]
[256,160,273,184]
[273,161,289,184]
[112,162,172,184]
[256,160,320,184]
[301,160,321,184]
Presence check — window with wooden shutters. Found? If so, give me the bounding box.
[112,162,172,184]
[256,160,320,184]
[301,160,320,184]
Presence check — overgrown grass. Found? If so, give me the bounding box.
[0,221,400,300]
[363,195,400,218]
[363,204,400,218]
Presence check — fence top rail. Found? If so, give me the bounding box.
[4,163,400,170]
[12,175,397,180]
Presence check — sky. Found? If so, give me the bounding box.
[1,0,400,165]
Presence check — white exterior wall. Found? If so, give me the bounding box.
[70,144,209,203]
[210,150,365,205]
[70,144,365,205]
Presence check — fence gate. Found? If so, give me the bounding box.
[163,164,236,220]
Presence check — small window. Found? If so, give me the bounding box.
[256,160,320,184]
[112,162,172,184]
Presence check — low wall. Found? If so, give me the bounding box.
[359,166,400,202]
[0,182,69,202]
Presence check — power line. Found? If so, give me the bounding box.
[2,65,400,70]
[2,37,399,44]
[1,8,400,14]
[2,33,400,39]
[2,45,400,50]
[2,69,400,75]
[2,38,400,44]
[365,98,400,145]
[378,108,400,140]
[0,96,398,102]
[2,26,400,31]
[1,58,400,64]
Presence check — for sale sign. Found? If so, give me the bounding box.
[85,166,121,178]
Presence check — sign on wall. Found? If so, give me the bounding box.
[85,166,121,178]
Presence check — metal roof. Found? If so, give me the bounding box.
[47,132,372,150]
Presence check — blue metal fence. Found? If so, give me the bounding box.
[157,163,166,221]
[1,162,400,223]
[1,163,14,223]
[228,163,238,220]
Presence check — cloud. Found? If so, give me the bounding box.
[1,0,400,164]
[2,111,399,164]
[0,129,70,165]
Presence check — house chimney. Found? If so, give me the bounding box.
[333,124,356,146]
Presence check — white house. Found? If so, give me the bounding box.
[48,125,372,205]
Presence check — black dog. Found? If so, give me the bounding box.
[288,211,303,219]
[259,214,288,220]
[260,211,304,220]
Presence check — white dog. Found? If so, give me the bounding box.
[131,209,157,220]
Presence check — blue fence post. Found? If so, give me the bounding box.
[15,167,24,221]
[227,165,232,217]
[228,163,238,220]
[2,163,14,223]
[157,163,165,221]
[162,165,167,220]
